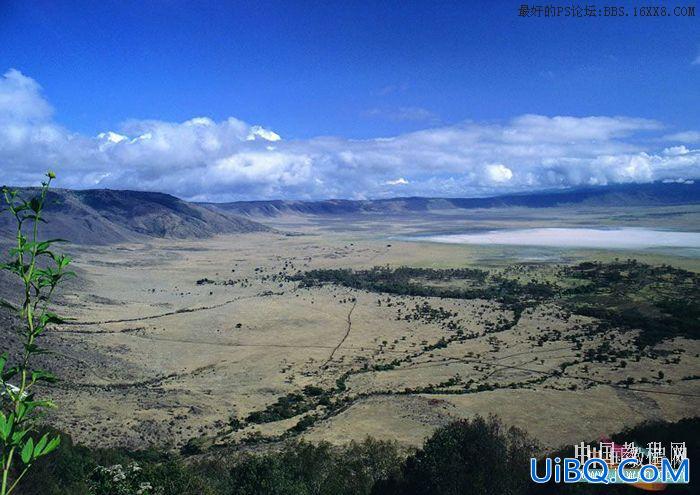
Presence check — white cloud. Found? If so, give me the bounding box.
[0,69,699,201]
[664,131,700,143]
[97,131,128,144]
[663,145,690,156]
[663,178,695,184]
[0,69,53,123]
[246,125,281,142]
[484,164,513,183]
[385,177,409,185]
[184,117,215,127]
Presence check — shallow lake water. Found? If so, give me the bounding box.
[408,228,700,250]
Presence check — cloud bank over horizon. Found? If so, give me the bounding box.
[1,69,698,202]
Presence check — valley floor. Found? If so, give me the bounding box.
[39,226,700,452]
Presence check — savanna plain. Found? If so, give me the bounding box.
[31,206,700,455]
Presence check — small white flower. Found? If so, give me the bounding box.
[137,481,153,494]
[0,383,28,399]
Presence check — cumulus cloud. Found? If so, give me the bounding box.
[246,125,281,142]
[0,69,53,123]
[484,164,513,183]
[1,69,699,201]
[97,131,127,144]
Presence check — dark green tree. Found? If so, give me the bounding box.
[376,415,537,495]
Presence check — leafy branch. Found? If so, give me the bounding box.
[1,171,72,495]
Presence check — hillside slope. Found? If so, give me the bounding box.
[0,188,270,244]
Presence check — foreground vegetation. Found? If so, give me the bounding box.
[1,173,71,494]
[17,416,698,494]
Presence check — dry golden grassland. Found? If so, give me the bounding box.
[41,229,700,452]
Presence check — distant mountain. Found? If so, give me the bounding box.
[0,188,270,245]
[2,181,697,245]
[203,181,700,218]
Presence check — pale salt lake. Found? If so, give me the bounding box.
[408,228,700,250]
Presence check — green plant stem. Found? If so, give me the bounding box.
[6,464,30,495]
[1,447,15,495]
[15,183,47,411]
[1,178,56,495]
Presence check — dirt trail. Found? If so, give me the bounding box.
[319,245,389,369]
[61,294,258,326]
[321,299,357,368]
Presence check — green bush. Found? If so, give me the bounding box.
[16,417,698,494]
[375,415,536,495]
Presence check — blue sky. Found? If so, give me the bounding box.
[0,1,698,200]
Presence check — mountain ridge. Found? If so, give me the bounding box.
[201,181,700,217]
[0,188,270,245]
[2,181,698,244]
